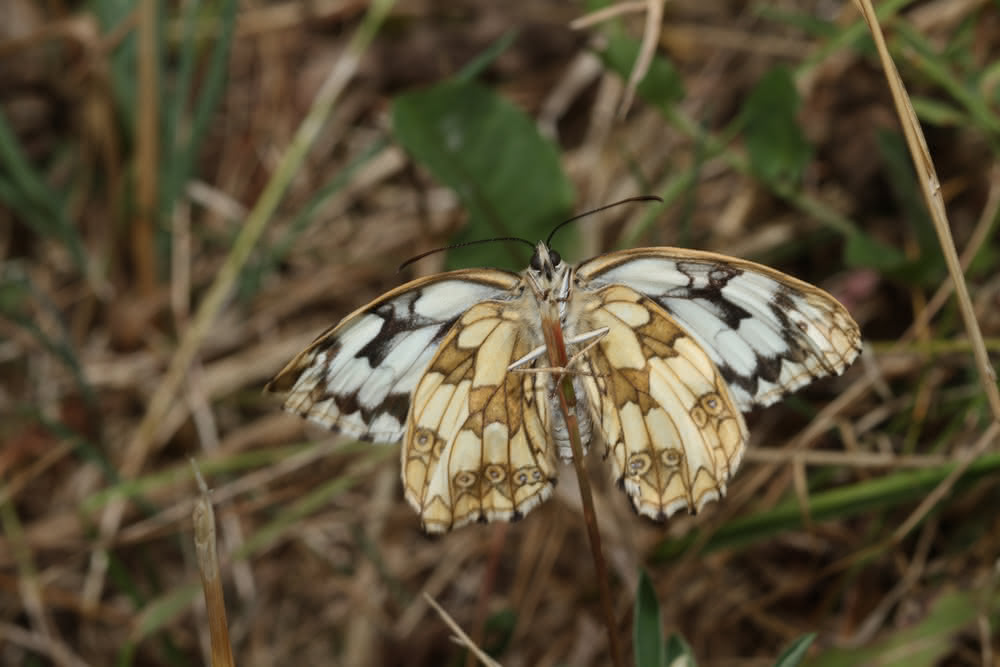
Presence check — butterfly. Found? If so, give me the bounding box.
[267,238,861,533]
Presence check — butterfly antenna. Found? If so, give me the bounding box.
[398,236,535,272]
[545,195,663,247]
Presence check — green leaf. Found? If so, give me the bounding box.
[843,232,907,273]
[634,570,666,667]
[392,80,574,270]
[773,633,815,667]
[754,7,839,39]
[664,634,697,667]
[740,67,812,185]
[598,31,685,111]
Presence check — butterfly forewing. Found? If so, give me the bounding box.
[403,300,556,533]
[267,270,520,441]
[571,284,748,518]
[576,248,862,411]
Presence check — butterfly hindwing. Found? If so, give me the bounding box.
[571,284,748,519]
[266,270,520,441]
[577,248,862,410]
[403,300,557,533]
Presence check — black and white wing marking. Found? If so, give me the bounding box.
[266,269,522,442]
[576,248,862,410]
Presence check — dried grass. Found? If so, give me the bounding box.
[1,1,998,665]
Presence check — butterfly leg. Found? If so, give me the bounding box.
[508,327,609,379]
[507,326,609,372]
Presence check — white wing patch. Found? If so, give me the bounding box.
[267,270,521,441]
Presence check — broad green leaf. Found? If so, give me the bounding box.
[634,570,666,667]
[774,633,815,667]
[740,67,812,185]
[392,80,574,270]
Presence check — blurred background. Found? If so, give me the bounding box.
[1,1,999,665]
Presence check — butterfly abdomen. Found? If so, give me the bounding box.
[550,376,594,460]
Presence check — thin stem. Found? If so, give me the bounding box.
[540,315,625,667]
[134,0,159,295]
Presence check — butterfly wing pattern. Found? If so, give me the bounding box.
[403,301,556,532]
[577,249,861,410]
[267,270,520,442]
[268,242,861,532]
[567,284,749,519]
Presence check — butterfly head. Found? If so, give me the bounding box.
[526,242,572,305]
[529,242,564,279]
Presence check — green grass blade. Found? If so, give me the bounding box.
[773,634,816,667]
[807,589,1000,667]
[663,634,697,667]
[163,0,238,218]
[239,135,391,299]
[160,0,202,216]
[456,29,519,83]
[634,570,665,667]
[0,112,85,271]
[652,452,1000,560]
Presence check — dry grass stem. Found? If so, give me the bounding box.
[540,312,625,666]
[570,1,648,30]
[134,0,159,296]
[854,0,1000,419]
[618,0,664,118]
[191,463,235,667]
[424,593,503,667]
[5,1,998,664]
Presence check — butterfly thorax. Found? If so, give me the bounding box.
[522,242,596,460]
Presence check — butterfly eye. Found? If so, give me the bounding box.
[549,250,562,266]
[530,252,543,271]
